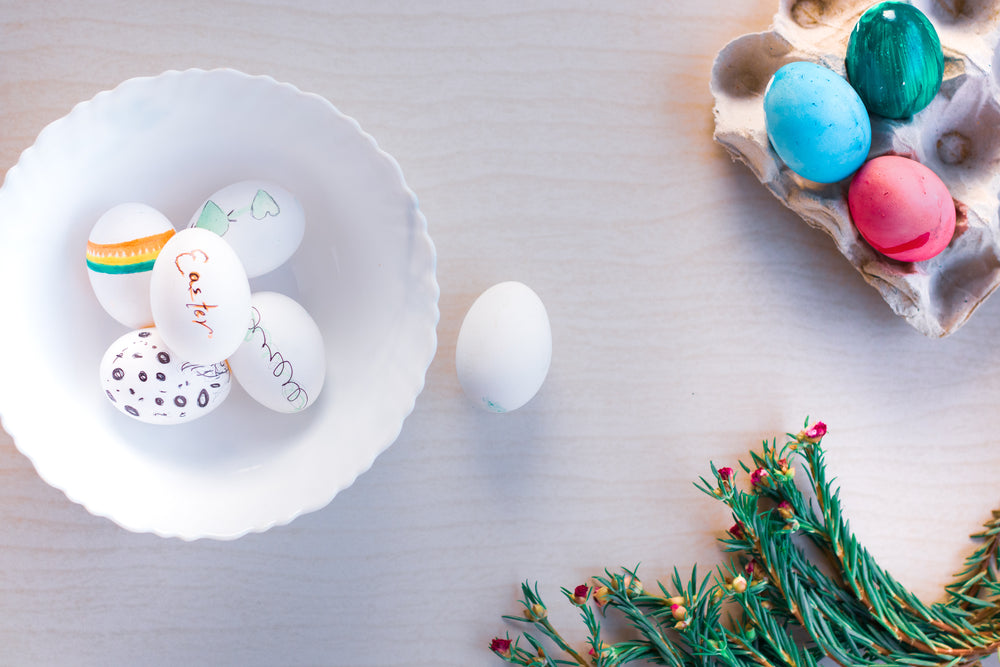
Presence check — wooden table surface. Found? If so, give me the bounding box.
[3,1,1000,665]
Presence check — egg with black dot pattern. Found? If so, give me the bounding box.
[99,327,231,424]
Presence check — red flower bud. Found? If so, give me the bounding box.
[718,467,733,481]
[728,522,744,539]
[490,637,513,657]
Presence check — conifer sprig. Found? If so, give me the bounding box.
[490,420,1000,666]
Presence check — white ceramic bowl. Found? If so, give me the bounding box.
[0,69,439,540]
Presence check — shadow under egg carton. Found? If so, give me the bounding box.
[711,0,1000,337]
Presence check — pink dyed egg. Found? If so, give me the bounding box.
[847,155,955,262]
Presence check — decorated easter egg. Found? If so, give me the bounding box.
[764,61,872,183]
[455,281,551,414]
[100,328,231,424]
[149,227,252,364]
[188,180,305,278]
[846,2,943,120]
[848,155,955,262]
[86,203,176,328]
[227,292,326,413]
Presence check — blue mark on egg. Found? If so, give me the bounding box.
[483,397,507,414]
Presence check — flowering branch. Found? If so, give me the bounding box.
[490,419,1000,666]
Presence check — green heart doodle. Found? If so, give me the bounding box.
[251,190,280,219]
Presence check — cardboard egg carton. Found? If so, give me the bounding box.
[711,0,1000,337]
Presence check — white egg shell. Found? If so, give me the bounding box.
[86,203,176,329]
[187,180,305,278]
[149,227,252,364]
[227,291,326,413]
[100,328,231,425]
[455,281,551,413]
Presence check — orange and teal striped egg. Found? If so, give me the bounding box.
[86,229,174,275]
[87,203,176,329]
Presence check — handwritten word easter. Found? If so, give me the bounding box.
[174,250,218,337]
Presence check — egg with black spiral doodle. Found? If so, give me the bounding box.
[99,328,232,424]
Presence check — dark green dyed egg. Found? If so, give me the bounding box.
[845,2,943,119]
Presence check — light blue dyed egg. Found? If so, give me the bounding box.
[763,61,872,183]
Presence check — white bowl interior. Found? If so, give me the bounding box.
[0,69,439,539]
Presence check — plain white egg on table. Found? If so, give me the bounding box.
[455,281,551,413]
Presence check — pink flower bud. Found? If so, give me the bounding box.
[806,422,827,439]
[717,466,734,493]
[750,468,770,487]
[799,421,828,443]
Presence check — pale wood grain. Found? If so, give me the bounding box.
[2,1,999,665]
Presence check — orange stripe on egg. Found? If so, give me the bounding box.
[86,229,176,266]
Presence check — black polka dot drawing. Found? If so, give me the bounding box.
[99,328,232,424]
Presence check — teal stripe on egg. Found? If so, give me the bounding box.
[86,257,157,274]
[846,2,943,120]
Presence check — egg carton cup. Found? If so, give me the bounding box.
[711,0,1000,337]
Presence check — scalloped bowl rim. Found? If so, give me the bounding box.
[0,68,440,540]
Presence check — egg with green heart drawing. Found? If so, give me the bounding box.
[188,180,305,278]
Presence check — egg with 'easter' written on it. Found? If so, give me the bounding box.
[86,202,176,329]
[227,291,326,413]
[149,227,252,364]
